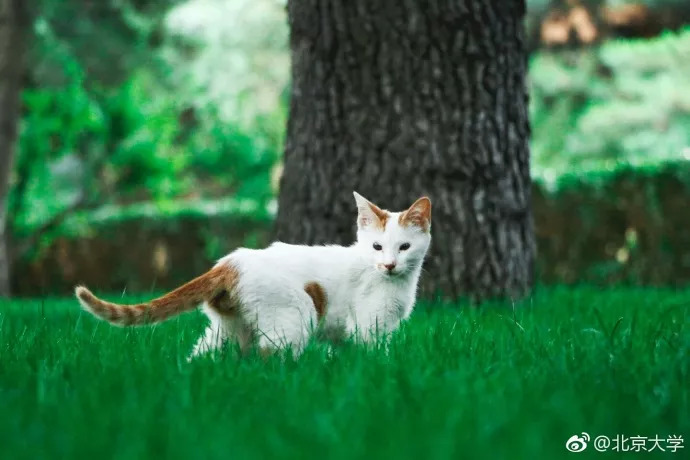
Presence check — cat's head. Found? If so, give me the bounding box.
[353,192,431,277]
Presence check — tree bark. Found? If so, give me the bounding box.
[275,0,534,300]
[0,0,27,297]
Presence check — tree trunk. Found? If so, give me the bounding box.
[275,0,534,300]
[0,0,27,297]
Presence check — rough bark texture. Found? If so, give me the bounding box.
[275,0,534,300]
[0,0,27,297]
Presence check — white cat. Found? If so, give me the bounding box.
[75,192,431,359]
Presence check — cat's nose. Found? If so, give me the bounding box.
[384,263,396,272]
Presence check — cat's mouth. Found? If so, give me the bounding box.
[375,263,406,277]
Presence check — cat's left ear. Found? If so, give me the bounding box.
[400,196,431,232]
[353,191,388,229]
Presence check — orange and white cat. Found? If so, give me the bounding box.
[75,192,431,360]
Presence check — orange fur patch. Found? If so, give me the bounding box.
[399,197,432,232]
[355,193,391,230]
[76,263,239,326]
[369,204,390,229]
[207,288,240,317]
[359,202,390,229]
[304,281,327,321]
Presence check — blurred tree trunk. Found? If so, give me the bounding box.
[0,0,27,297]
[275,0,534,300]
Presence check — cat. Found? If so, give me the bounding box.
[75,192,432,360]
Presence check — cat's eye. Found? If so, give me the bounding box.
[373,243,382,251]
[399,243,411,251]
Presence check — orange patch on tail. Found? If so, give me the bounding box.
[76,263,239,326]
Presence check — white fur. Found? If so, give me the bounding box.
[188,192,431,360]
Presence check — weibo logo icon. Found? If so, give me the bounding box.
[565,432,590,452]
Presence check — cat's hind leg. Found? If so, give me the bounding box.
[187,322,226,361]
[187,302,236,361]
[251,290,319,358]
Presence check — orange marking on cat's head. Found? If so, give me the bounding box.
[399,197,432,232]
[353,191,391,230]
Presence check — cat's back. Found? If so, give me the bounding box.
[219,242,352,281]
[265,241,350,258]
[262,242,352,272]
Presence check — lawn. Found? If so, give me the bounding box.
[1,287,688,459]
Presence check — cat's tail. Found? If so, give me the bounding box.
[74,263,238,326]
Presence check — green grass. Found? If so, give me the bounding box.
[1,287,688,459]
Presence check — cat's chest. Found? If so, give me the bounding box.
[353,280,413,319]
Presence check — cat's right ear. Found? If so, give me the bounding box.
[353,191,387,229]
[399,196,432,232]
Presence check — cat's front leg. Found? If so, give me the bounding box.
[345,311,395,345]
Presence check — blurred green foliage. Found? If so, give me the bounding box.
[10,0,285,240]
[527,0,690,12]
[531,28,690,182]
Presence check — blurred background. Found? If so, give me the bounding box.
[3,0,690,295]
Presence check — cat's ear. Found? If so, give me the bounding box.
[353,191,388,229]
[399,196,431,232]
